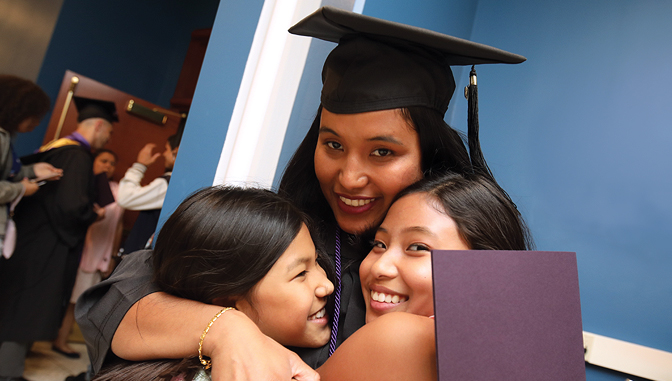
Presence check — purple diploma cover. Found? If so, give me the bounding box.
[432,250,585,380]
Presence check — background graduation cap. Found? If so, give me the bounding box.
[73,96,119,124]
[289,6,526,178]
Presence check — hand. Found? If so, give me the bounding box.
[136,143,161,167]
[207,310,320,381]
[21,178,39,196]
[32,162,63,181]
[94,204,106,221]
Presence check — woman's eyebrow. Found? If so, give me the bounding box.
[376,225,434,238]
[318,126,339,136]
[319,126,404,145]
[368,135,403,145]
[403,226,436,236]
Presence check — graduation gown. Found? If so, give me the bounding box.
[0,144,97,342]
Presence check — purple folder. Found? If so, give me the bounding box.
[432,250,585,380]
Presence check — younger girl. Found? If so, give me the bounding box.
[317,172,532,381]
[93,186,333,381]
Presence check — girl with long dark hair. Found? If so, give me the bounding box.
[318,172,532,381]
[94,186,333,381]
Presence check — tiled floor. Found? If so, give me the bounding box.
[24,341,89,381]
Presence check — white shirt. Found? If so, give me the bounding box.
[116,163,170,211]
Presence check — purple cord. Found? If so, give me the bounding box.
[328,228,342,357]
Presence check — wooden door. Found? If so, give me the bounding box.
[43,70,182,238]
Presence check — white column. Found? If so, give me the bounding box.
[213,0,321,188]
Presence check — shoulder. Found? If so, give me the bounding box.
[45,144,90,158]
[358,312,434,345]
[0,129,11,159]
[47,145,92,166]
[0,128,10,143]
[318,313,436,381]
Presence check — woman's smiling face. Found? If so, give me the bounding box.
[314,108,423,235]
[359,192,470,323]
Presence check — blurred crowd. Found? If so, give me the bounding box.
[0,74,180,381]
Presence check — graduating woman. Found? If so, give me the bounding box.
[76,7,526,381]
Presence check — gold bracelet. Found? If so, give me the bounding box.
[198,307,236,369]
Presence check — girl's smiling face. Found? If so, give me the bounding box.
[314,108,423,235]
[235,224,334,348]
[359,192,470,323]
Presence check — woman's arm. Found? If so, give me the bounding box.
[116,294,318,381]
[318,312,436,381]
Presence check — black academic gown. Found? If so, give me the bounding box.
[0,144,97,342]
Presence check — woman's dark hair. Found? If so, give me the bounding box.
[95,186,333,381]
[396,172,534,251]
[0,75,50,133]
[94,148,118,162]
[278,105,472,231]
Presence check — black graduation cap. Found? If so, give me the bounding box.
[73,96,119,124]
[289,6,525,116]
[290,6,525,202]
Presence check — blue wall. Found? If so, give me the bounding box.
[161,1,671,379]
[468,1,671,379]
[159,0,265,229]
[14,0,220,156]
[362,1,672,379]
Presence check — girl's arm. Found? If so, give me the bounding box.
[76,251,318,381]
[318,312,436,381]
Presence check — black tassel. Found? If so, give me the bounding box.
[467,66,489,177]
[466,66,518,208]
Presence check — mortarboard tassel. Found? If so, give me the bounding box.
[466,66,491,178]
[466,66,518,206]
